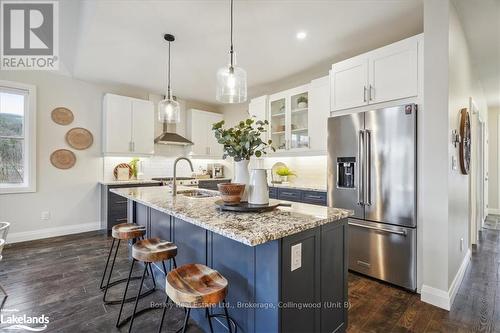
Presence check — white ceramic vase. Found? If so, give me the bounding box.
[248,169,269,205]
[233,159,250,202]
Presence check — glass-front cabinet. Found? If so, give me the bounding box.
[268,84,310,152]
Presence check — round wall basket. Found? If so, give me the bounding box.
[459,108,471,175]
[50,149,76,169]
[51,107,74,125]
[65,127,93,150]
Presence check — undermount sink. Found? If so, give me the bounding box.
[177,189,218,198]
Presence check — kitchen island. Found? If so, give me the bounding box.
[111,186,352,333]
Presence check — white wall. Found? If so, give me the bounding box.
[488,107,500,212]
[420,0,488,309]
[0,71,150,241]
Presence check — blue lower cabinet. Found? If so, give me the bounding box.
[270,187,327,206]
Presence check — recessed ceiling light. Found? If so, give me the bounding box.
[296,31,307,40]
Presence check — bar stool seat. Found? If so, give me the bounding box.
[132,238,178,263]
[112,223,146,240]
[100,223,149,305]
[166,263,227,308]
[159,264,236,333]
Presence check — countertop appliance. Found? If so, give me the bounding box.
[208,163,224,178]
[152,177,199,187]
[327,104,417,290]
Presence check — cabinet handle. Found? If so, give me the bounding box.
[363,86,367,102]
[115,218,128,222]
[281,191,296,196]
[129,142,133,152]
[115,200,128,204]
[306,195,323,199]
[369,85,374,101]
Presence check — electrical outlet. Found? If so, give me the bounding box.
[291,243,302,271]
[452,156,458,170]
[460,238,464,252]
[41,211,50,221]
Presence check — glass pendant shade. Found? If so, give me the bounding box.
[158,96,180,123]
[216,65,247,103]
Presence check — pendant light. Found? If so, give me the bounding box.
[159,34,181,123]
[216,0,247,103]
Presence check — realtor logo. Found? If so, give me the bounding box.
[1,0,59,70]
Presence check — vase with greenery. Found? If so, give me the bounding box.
[297,95,308,108]
[212,118,275,201]
[129,158,139,179]
[275,166,296,183]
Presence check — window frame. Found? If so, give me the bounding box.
[0,80,36,194]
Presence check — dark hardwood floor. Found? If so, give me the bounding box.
[0,226,499,332]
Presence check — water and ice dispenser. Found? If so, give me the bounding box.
[337,157,355,189]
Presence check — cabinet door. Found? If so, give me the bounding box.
[289,88,310,150]
[330,56,368,111]
[206,112,224,158]
[131,99,154,154]
[309,76,329,152]
[249,96,268,122]
[269,94,287,152]
[368,38,418,104]
[189,110,209,156]
[103,94,132,154]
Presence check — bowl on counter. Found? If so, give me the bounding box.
[217,183,245,205]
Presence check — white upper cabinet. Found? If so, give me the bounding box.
[248,95,268,123]
[187,109,224,158]
[331,34,421,112]
[103,93,154,155]
[330,56,369,111]
[309,76,329,152]
[368,37,418,104]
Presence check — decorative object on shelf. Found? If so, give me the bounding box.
[113,163,132,180]
[51,107,74,125]
[271,162,287,183]
[248,169,269,205]
[275,166,296,183]
[129,158,140,179]
[215,0,247,103]
[158,34,180,123]
[217,183,245,205]
[296,95,308,109]
[212,118,275,201]
[65,127,93,150]
[50,149,76,169]
[459,108,471,175]
[215,199,291,213]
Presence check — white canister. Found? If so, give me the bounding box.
[248,169,269,205]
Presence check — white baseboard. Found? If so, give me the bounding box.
[7,222,102,244]
[420,249,471,310]
[488,208,500,215]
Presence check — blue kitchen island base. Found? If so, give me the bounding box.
[133,202,348,333]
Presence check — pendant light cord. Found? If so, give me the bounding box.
[229,0,234,70]
[167,41,171,98]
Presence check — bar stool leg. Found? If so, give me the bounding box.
[157,294,170,333]
[223,299,233,333]
[116,258,135,327]
[206,308,214,333]
[103,239,121,302]
[181,308,191,333]
[99,238,115,290]
[128,262,149,333]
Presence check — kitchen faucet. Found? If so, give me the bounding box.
[172,157,194,196]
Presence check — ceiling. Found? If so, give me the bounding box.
[453,0,500,108]
[59,0,423,106]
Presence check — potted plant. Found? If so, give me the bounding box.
[297,95,308,109]
[275,166,296,183]
[212,118,275,200]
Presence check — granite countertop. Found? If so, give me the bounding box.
[99,179,162,185]
[269,183,327,192]
[111,186,352,246]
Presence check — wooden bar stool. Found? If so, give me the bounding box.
[100,223,154,305]
[116,237,178,333]
[159,263,237,333]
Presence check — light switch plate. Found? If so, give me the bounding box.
[291,243,302,271]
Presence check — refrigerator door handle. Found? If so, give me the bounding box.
[349,222,407,236]
[365,129,372,206]
[358,130,364,205]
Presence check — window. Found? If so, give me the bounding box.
[0,81,36,194]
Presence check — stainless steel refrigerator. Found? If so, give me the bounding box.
[327,104,417,291]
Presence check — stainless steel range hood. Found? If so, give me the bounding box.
[154,122,193,146]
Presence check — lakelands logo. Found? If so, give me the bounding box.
[0,309,49,331]
[0,0,59,70]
